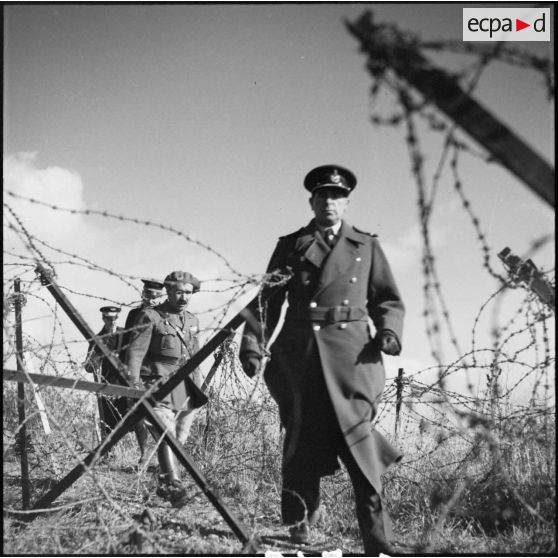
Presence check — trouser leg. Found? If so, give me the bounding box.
[134,419,150,461]
[157,441,180,483]
[281,465,321,525]
[144,405,181,483]
[175,406,199,446]
[339,444,394,555]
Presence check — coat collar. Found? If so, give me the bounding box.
[296,220,329,269]
[294,220,364,281]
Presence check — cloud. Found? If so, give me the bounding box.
[4,152,84,209]
[3,152,253,376]
[381,194,473,273]
[4,152,86,250]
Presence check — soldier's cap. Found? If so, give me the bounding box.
[163,271,201,292]
[100,306,121,317]
[141,278,165,293]
[304,165,357,196]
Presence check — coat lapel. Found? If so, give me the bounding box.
[315,221,363,295]
[297,221,331,269]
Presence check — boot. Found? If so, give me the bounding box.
[155,442,189,507]
[289,521,310,544]
[135,420,151,468]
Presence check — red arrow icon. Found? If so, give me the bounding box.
[516,18,530,31]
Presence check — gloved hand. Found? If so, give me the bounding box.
[240,351,261,378]
[380,330,401,356]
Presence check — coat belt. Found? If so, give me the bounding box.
[288,306,367,323]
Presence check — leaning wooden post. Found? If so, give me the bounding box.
[346,11,555,208]
[13,278,31,509]
[394,367,404,439]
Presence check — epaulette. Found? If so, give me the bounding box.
[353,226,378,238]
[279,227,305,240]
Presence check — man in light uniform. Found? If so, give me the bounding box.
[126,271,207,507]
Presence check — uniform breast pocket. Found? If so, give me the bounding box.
[160,332,179,351]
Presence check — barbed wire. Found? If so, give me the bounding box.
[360,21,555,552]
[419,40,554,98]
[4,191,246,278]
[3,26,555,554]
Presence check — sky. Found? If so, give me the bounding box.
[3,2,555,405]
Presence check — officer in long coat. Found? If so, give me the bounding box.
[85,306,128,438]
[240,165,405,554]
[122,278,165,468]
[125,271,207,507]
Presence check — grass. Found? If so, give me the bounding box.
[3,379,556,555]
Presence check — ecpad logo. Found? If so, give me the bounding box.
[463,8,550,41]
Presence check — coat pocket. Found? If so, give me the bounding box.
[152,322,181,354]
[160,332,179,351]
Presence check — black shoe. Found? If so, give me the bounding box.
[156,480,189,508]
[289,521,310,544]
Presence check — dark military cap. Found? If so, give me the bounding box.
[141,278,164,290]
[100,306,121,316]
[164,271,201,292]
[141,278,164,300]
[303,165,357,195]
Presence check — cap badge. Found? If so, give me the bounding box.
[330,170,341,184]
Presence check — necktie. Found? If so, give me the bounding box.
[323,228,336,248]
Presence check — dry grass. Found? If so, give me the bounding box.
[3,376,556,555]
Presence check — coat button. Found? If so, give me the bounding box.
[300,256,305,262]
[304,279,311,285]
[342,299,349,306]
[350,277,357,283]
[339,323,347,329]
[313,324,321,331]
[309,301,317,308]
[355,257,362,262]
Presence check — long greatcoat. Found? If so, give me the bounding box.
[85,326,129,430]
[241,219,405,494]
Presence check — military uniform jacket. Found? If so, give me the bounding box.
[85,326,126,384]
[125,301,207,411]
[123,305,144,356]
[241,219,405,494]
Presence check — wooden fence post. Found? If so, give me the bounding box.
[13,278,31,509]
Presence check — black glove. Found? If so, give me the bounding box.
[380,330,401,356]
[240,351,261,378]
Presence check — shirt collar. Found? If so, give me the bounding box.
[317,220,342,236]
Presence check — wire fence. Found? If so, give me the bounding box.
[3,17,555,554]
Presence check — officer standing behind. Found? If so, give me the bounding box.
[125,271,207,507]
[85,306,128,441]
[123,278,165,468]
[239,165,405,554]
[124,279,165,337]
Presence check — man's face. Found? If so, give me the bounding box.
[309,188,350,227]
[102,315,118,331]
[142,290,163,307]
[166,281,194,311]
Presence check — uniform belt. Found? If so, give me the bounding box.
[147,355,185,365]
[293,306,367,323]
